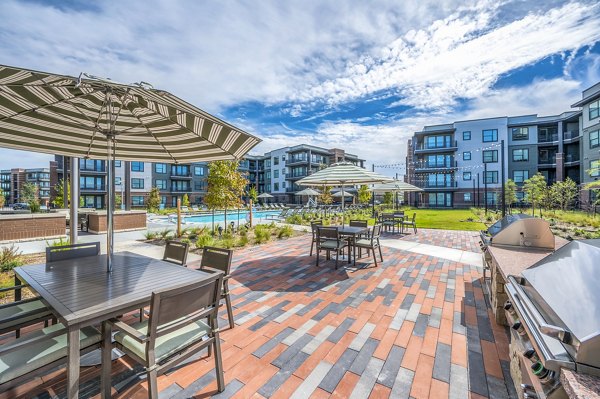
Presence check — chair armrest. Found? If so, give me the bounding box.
[0,326,67,356]
[108,318,148,343]
[0,284,28,293]
[198,266,226,277]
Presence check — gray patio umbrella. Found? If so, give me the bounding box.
[295,187,320,205]
[257,192,273,204]
[0,64,261,271]
[296,162,393,225]
[332,191,353,197]
[370,180,422,212]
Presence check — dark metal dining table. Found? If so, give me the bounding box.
[334,225,369,263]
[13,251,212,399]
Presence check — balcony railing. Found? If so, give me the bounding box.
[538,134,558,143]
[538,157,557,165]
[170,187,191,192]
[415,141,458,152]
[423,181,458,189]
[80,185,106,191]
[563,131,580,140]
[285,172,308,179]
[414,160,457,170]
[565,154,580,163]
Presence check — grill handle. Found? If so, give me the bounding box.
[508,276,572,345]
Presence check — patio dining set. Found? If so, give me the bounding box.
[0,242,235,399]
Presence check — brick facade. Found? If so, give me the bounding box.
[0,213,66,241]
[87,210,147,233]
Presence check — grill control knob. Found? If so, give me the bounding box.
[504,301,516,316]
[531,362,555,385]
[523,349,539,362]
[512,321,526,335]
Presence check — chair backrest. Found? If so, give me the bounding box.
[147,273,222,345]
[311,220,323,237]
[349,220,368,228]
[371,224,382,242]
[163,240,189,266]
[317,226,339,241]
[200,246,233,276]
[46,242,101,263]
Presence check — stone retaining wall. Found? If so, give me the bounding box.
[87,211,146,234]
[0,213,66,241]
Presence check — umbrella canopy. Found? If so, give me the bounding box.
[257,193,274,198]
[0,65,261,271]
[295,188,320,196]
[332,191,353,197]
[370,180,423,193]
[297,162,393,225]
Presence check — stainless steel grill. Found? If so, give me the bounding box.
[480,214,555,249]
[505,239,600,397]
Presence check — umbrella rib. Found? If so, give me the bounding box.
[83,95,110,159]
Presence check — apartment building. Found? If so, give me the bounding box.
[407,110,583,208]
[0,167,51,206]
[573,82,600,207]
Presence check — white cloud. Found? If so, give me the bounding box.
[294,1,600,112]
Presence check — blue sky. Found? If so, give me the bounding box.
[1,0,600,176]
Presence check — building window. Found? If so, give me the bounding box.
[115,177,122,186]
[282,156,286,162]
[482,129,498,142]
[463,172,471,180]
[485,192,497,205]
[274,170,279,178]
[114,160,122,167]
[483,150,498,163]
[132,196,144,206]
[171,165,190,176]
[194,166,204,176]
[265,159,271,168]
[425,135,452,149]
[484,171,498,184]
[512,148,529,162]
[273,157,279,166]
[427,192,452,207]
[511,127,529,141]
[513,170,529,183]
[590,99,600,120]
[194,181,206,191]
[171,180,190,191]
[160,196,167,205]
[464,193,472,202]
[274,182,279,191]
[155,179,167,190]
[591,160,600,177]
[131,162,144,172]
[463,131,471,140]
[591,130,600,149]
[516,192,525,201]
[282,182,286,188]
[463,152,471,161]
[155,163,167,173]
[131,178,144,189]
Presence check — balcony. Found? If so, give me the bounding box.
[170,174,192,179]
[414,141,458,154]
[80,185,106,192]
[563,130,580,143]
[286,157,309,166]
[538,134,559,145]
[423,181,458,191]
[170,187,191,192]
[538,157,557,167]
[414,160,458,172]
[565,154,580,166]
[285,172,308,180]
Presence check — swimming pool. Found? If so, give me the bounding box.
[183,210,281,224]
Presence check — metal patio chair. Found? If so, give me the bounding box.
[316,226,348,269]
[354,224,384,267]
[197,247,235,330]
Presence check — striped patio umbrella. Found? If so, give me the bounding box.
[296,162,393,225]
[0,65,261,271]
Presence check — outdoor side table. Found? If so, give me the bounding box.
[14,251,213,399]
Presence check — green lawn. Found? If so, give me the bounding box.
[401,208,487,231]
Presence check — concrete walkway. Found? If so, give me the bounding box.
[379,237,483,267]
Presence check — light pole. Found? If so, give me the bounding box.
[484,162,488,214]
[501,139,506,217]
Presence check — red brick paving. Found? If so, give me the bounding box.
[0,230,513,398]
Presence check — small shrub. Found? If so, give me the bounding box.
[220,237,235,249]
[181,237,191,245]
[46,237,70,247]
[254,225,271,244]
[236,235,249,247]
[159,228,174,240]
[143,231,158,240]
[196,234,215,248]
[277,225,294,239]
[0,245,23,272]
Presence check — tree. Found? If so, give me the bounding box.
[551,178,578,211]
[0,188,5,208]
[248,186,258,203]
[204,161,247,210]
[182,193,190,207]
[383,192,394,206]
[115,193,122,208]
[522,173,546,217]
[357,185,371,205]
[321,186,333,205]
[147,187,161,211]
[20,182,40,212]
[504,179,517,213]
[53,179,69,208]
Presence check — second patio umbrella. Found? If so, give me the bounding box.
[0,64,261,271]
[296,162,393,225]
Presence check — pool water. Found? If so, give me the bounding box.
[183,210,281,224]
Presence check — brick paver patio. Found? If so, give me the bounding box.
[1,231,514,398]
[400,229,482,253]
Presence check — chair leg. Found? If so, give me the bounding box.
[413,224,417,234]
[310,240,315,256]
[372,246,378,268]
[147,369,158,399]
[335,250,339,269]
[213,333,225,392]
[224,282,234,329]
[316,248,320,267]
[139,307,145,323]
[378,244,384,262]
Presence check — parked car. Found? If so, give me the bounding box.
[11,202,29,210]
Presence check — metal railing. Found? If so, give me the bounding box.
[415,140,458,151]
[563,131,580,140]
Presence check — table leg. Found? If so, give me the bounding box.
[101,321,112,398]
[67,327,80,399]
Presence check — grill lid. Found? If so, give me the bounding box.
[520,239,600,365]
[485,214,554,249]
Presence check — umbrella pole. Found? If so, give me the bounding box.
[341,185,345,227]
[106,136,115,273]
